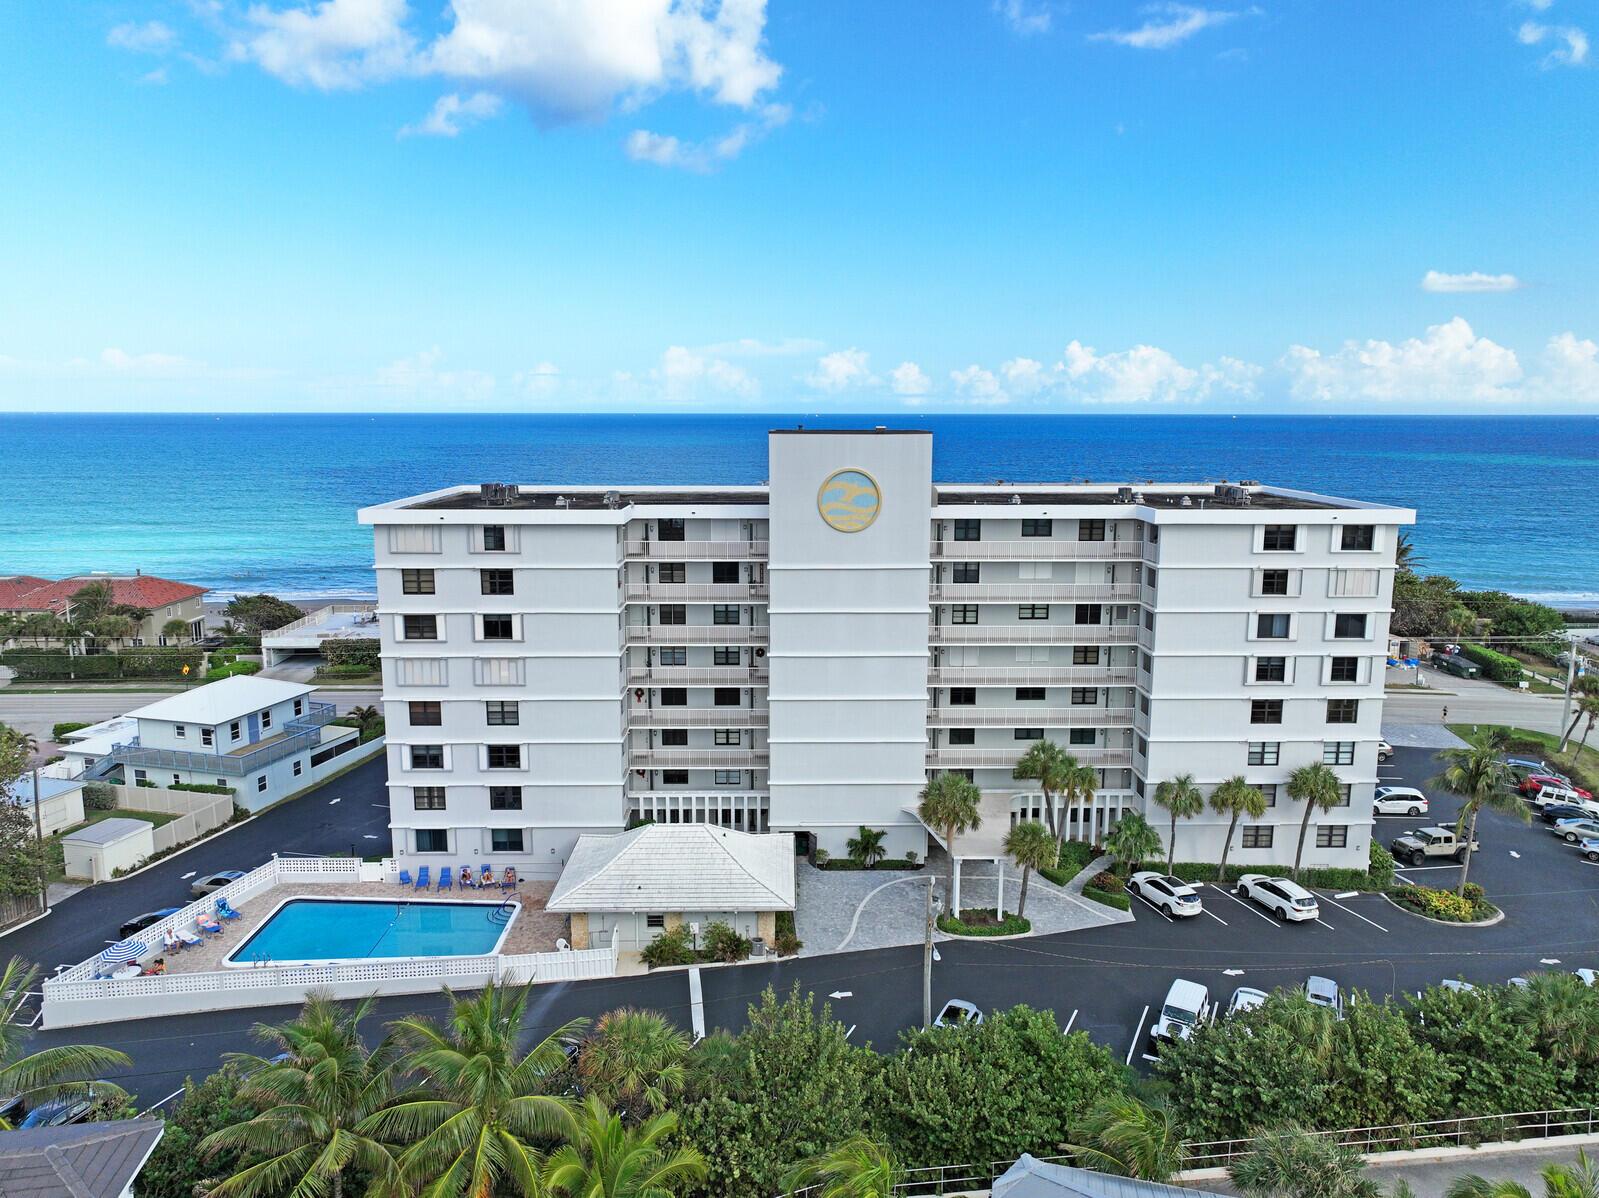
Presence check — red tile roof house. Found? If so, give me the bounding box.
[0,573,209,645]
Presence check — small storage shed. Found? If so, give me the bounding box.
[60,818,155,883]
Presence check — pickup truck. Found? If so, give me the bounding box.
[1390,826,1479,866]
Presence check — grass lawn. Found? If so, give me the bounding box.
[1447,723,1599,793]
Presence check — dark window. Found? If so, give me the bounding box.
[1327,698,1359,724]
[1341,525,1375,551]
[1251,699,1284,724]
[952,562,980,584]
[660,689,687,706]
[1256,613,1291,639]
[661,729,688,746]
[1262,525,1298,552]
[1260,569,1289,596]
[408,701,442,726]
[1069,728,1095,745]
[293,698,303,716]
[1144,609,1155,631]
[1248,741,1280,766]
[1330,656,1359,682]
[411,745,444,769]
[713,687,740,706]
[949,687,976,705]
[1334,613,1368,639]
[951,605,979,625]
[1014,728,1044,740]
[953,519,981,542]
[658,562,686,583]
[1019,604,1049,620]
[657,518,685,542]
[1316,825,1349,848]
[490,786,523,810]
[480,569,514,596]
[1141,651,1152,673]
[403,614,438,640]
[416,829,449,853]
[949,728,976,745]
[1258,784,1278,807]
[1022,519,1052,537]
[712,561,739,583]
[713,646,740,666]
[1255,656,1287,682]
[1078,519,1106,542]
[1336,784,1352,806]
[661,770,688,785]
[482,614,514,640]
[658,605,686,625]
[714,729,740,746]
[1323,741,1356,766]
[491,829,524,853]
[482,525,507,551]
[1073,645,1101,665]
[1075,604,1102,625]
[486,744,522,769]
[658,647,686,665]
[413,786,446,810]
[646,914,666,929]
[402,568,435,594]
[1015,687,1045,701]
[485,700,518,726]
[713,605,740,625]
[1071,687,1097,705]
[1241,826,1274,849]
[261,709,273,730]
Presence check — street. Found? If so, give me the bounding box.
[1383,664,1575,737]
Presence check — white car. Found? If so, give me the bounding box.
[1305,975,1344,1017]
[1577,969,1597,987]
[1150,978,1212,1046]
[1441,978,1477,994]
[1227,986,1269,1017]
[1235,874,1321,922]
[934,999,983,1028]
[1553,819,1599,844]
[1129,872,1204,917]
[1373,786,1429,817]
[1535,787,1599,816]
[1377,740,1394,762]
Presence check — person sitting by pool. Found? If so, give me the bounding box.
[197,913,223,935]
[479,866,495,888]
[460,865,474,888]
[162,928,183,953]
[501,866,517,891]
[146,958,166,976]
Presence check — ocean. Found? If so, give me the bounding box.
[2,413,1594,605]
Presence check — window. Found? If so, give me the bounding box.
[175,724,186,739]
[402,568,435,594]
[1260,569,1290,596]
[1075,604,1102,626]
[482,525,507,551]
[1258,784,1278,807]
[657,518,685,542]
[658,562,686,584]
[713,687,740,707]
[662,770,688,785]
[1071,687,1097,705]
[257,775,268,793]
[952,562,980,584]
[660,729,688,746]
[949,728,976,745]
[1141,651,1152,673]
[404,614,439,640]
[1069,728,1095,745]
[230,721,242,742]
[261,708,273,730]
[713,605,740,625]
[1323,741,1356,766]
[415,829,449,853]
[1073,645,1101,665]
[293,698,304,716]
[486,744,522,769]
[1330,656,1359,682]
[481,568,514,595]
[134,769,147,783]
[1251,699,1284,724]
[951,605,979,625]
[1334,613,1368,639]
[490,786,523,810]
[1256,613,1291,639]
[491,829,524,853]
[1316,825,1349,848]
[646,914,666,929]
[949,687,976,705]
[658,605,686,625]
[1078,519,1106,542]
[714,770,743,785]
[1022,519,1052,537]
[1336,784,1352,806]
[1255,656,1287,682]
[659,647,686,666]
[1341,525,1375,551]
[1014,728,1044,740]
[414,786,446,810]
[1327,699,1359,724]
[482,615,514,641]
[1248,741,1280,766]
[1015,687,1045,701]
[483,701,518,726]
[1241,826,1275,849]
[1019,604,1049,620]
[953,519,981,542]
[409,701,442,726]
[201,728,214,746]
[714,729,740,746]
[712,561,739,583]
[713,646,740,666]
[1144,609,1156,632]
[660,689,687,706]
[411,745,444,769]
[1262,525,1298,551]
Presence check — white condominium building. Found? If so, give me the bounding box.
[359,428,1413,879]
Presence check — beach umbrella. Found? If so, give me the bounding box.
[99,939,147,964]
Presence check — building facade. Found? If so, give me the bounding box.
[360,428,1412,878]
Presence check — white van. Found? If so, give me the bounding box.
[1150,979,1212,1046]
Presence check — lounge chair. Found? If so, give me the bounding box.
[162,929,183,953]
[197,915,223,936]
[500,867,516,891]
[414,866,430,891]
[459,865,474,888]
[556,938,571,952]
[438,866,453,892]
[479,866,495,888]
[398,869,413,887]
[176,928,203,948]
[215,898,241,920]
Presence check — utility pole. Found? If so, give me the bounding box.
[922,874,935,1029]
[30,765,47,914]
[1558,632,1580,751]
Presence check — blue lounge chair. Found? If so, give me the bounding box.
[438,866,453,892]
[500,866,516,891]
[414,866,430,891]
[398,869,413,887]
[215,898,241,920]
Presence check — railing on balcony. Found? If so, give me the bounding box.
[926,746,1132,769]
[107,701,341,776]
[627,666,769,687]
[624,540,769,559]
[627,706,770,728]
[625,625,769,645]
[629,747,770,769]
[928,624,1139,645]
[930,540,1144,560]
[929,582,1141,603]
[624,582,769,602]
[927,665,1137,686]
[926,706,1135,727]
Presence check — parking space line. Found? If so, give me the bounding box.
[1062,1008,1078,1034]
[1126,1005,1150,1065]
[1128,889,1175,923]
[1209,884,1277,924]
[1201,906,1229,926]
[1393,863,1464,871]
[1319,895,1389,933]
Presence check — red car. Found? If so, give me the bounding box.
[1521,774,1590,800]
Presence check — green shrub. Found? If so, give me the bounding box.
[702,920,753,963]
[1040,839,1097,885]
[819,856,923,871]
[168,781,234,795]
[937,909,1032,936]
[136,778,156,788]
[1082,884,1130,911]
[357,716,385,743]
[1461,642,1524,683]
[640,924,696,968]
[1392,884,1494,922]
[51,721,90,740]
[315,663,378,678]
[322,638,381,670]
[1368,840,1396,888]
[773,910,802,956]
[1167,860,1379,892]
[205,659,261,682]
[82,782,116,811]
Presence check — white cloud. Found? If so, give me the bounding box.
[373,347,495,396]
[626,102,789,171]
[1421,270,1523,294]
[1526,332,1599,401]
[994,0,1052,36]
[1518,19,1589,66]
[400,90,504,137]
[1090,4,1237,50]
[108,21,178,53]
[514,361,560,396]
[655,345,758,400]
[951,364,1006,403]
[805,348,874,392]
[141,67,170,85]
[235,0,415,90]
[1059,340,1259,404]
[890,361,931,397]
[99,347,201,376]
[1000,357,1051,396]
[1281,317,1523,403]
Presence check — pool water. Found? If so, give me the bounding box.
[227,898,516,966]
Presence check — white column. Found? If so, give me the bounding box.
[995,858,1004,918]
[952,857,962,916]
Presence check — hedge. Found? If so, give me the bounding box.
[322,638,381,670]
[205,660,262,682]
[1082,885,1130,911]
[938,909,1032,936]
[1461,642,1524,683]
[168,782,235,795]
[1040,839,1098,886]
[0,647,203,681]
[51,721,90,740]
[820,857,925,871]
[314,663,378,679]
[1167,860,1380,892]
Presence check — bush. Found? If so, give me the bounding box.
[168,781,234,795]
[224,594,304,633]
[819,857,923,871]
[1041,839,1097,885]
[1461,642,1524,683]
[702,920,753,963]
[136,778,156,788]
[1369,840,1396,888]
[322,638,381,670]
[357,716,385,743]
[315,663,378,678]
[773,910,802,956]
[82,781,116,811]
[205,659,261,682]
[1083,884,1130,911]
[137,1066,264,1198]
[51,721,90,740]
[1392,884,1494,922]
[938,909,1031,936]
[640,924,696,968]
[1167,860,1380,892]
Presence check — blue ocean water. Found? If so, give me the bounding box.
[1,413,1594,604]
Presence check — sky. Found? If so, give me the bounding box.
[1,0,1596,414]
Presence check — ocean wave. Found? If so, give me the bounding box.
[1510,592,1599,606]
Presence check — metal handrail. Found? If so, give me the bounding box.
[107,701,340,776]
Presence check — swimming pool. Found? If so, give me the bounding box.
[226,897,519,967]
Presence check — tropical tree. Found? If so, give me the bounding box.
[363,982,586,1197]
[1505,972,1599,1070]
[348,705,381,731]
[1395,531,1420,574]
[1002,819,1055,920]
[1563,689,1599,757]
[1062,757,1101,849]
[917,772,981,902]
[1430,729,1525,895]
[1011,739,1071,840]
[1068,1093,1188,1182]
[87,614,137,645]
[1104,811,1163,873]
[1210,776,1267,884]
[785,1134,903,1198]
[1151,774,1204,873]
[19,613,63,646]
[0,957,131,1130]
[577,1008,690,1122]
[542,1095,705,1198]
[1229,1125,1380,1198]
[1287,762,1344,881]
[161,617,190,642]
[846,826,887,868]
[66,580,114,624]
[1447,1152,1599,1198]
[200,995,399,1198]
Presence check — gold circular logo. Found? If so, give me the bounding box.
[817,468,881,533]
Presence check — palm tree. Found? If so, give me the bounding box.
[1068,1094,1188,1182]
[201,995,399,1198]
[0,958,131,1130]
[1,722,38,757]
[917,772,981,904]
[88,614,137,645]
[19,613,61,646]
[66,581,113,624]
[1287,762,1344,881]
[1230,1125,1380,1198]
[1210,776,1267,884]
[1395,531,1420,574]
[1063,757,1101,849]
[348,704,381,731]
[846,826,887,868]
[542,1095,705,1197]
[1151,774,1204,872]
[785,1134,903,1198]
[1563,690,1599,757]
[1002,819,1056,920]
[1430,729,1526,895]
[1104,811,1163,873]
[363,982,586,1197]
[1448,1154,1599,1198]
[161,617,190,642]
[1011,739,1070,841]
[577,1008,690,1122]
[1505,972,1599,1069]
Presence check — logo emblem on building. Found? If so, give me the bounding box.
[817,469,880,533]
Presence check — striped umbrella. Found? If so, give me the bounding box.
[99,939,148,964]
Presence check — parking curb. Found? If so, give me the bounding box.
[1379,892,1506,927]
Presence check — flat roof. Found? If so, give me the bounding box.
[3,775,83,806]
[407,487,767,511]
[933,486,1345,511]
[61,817,152,846]
[126,675,315,726]
[768,427,931,435]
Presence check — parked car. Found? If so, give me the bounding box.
[1538,802,1594,825]
[1578,838,1599,863]
[1227,986,1269,1017]
[1553,819,1599,844]
[934,999,983,1028]
[18,1095,96,1129]
[1377,740,1394,762]
[1128,872,1204,917]
[1532,786,1599,816]
[1441,978,1477,993]
[1502,757,1555,781]
[1520,774,1586,799]
[118,907,182,939]
[1150,979,1212,1046]
[1390,826,1477,866]
[190,870,247,898]
[1373,786,1428,816]
[1235,874,1321,922]
[1576,969,1597,986]
[1304,975,1344,1017]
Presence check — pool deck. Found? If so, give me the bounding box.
[153,880,568,974]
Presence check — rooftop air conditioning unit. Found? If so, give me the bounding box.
[555,495,569,508]
[604,490,622,509]
[1131,491,1145,504]
[1180,496,1193,508]
[1116,486,1134,503]
[505,484,520,500]
[1009,494,1022,505]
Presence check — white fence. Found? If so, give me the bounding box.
[40,856,618,1030]
[109,784,235,855]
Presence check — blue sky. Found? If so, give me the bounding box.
[2,0,1596,412]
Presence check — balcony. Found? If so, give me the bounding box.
[629,747,770,769]
[628,665,769,687]
[927,706,1135,727]
[927,665,1137,687]
[926,746,1133,770]
[627,706,770,728]
[626,625,769,645]
[625,540,768,560]
[930,540,1144,561]
[624,582,768,602]
[930,582,1142,603]
[928,624,1139,645]
[107,701,340,776]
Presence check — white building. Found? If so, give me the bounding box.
[359,428,1411,878]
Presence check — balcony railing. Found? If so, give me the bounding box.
[627,666,769,687]
[627,707,770,728]
[926,706,1135,727]
[629,747,770,769]
[624,540,768,560]
[928,624,1139,645]
[107,701,340,776]
[625,625,769,645]
[929,582,1141,603]
[926,746,1133,770]
[928,665,1137,686]
[930,540,1144,560]
[624,582,768,602]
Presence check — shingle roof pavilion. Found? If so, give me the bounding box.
[548,824,796,913]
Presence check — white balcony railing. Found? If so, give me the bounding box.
[926,746,1133,770]
[926,706,1135,727]
[928,624,1139,645]
[629,747,770,769]
[624,540,768,559]
[625,625,769,645]
[627,666,769,687]
[627,707,770,728]
[928,665,1137,686]
[930,540,1145,560]
[624,582,768,602]
[929,583,1142,603]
